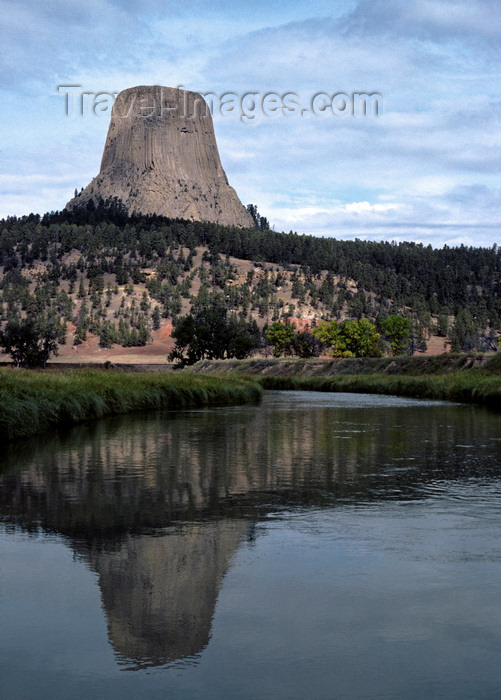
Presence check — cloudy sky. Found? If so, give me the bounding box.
[1,0,500,247]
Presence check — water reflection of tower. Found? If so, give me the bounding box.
[0,399,466,669]
[78,521,247,669]
[0,411,257,670]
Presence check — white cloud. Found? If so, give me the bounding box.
[343,0,501,45]
[0,0,499,247]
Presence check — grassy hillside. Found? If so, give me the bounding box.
[1,205,499,362]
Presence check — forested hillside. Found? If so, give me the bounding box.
[0,200,499,365]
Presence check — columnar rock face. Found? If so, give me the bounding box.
[66,85,254,228]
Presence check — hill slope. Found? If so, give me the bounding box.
[0,205,499,363]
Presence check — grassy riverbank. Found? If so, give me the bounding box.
[190,353,492,376]
[256,372,501,407]
[189,354,501,408]
[0,368,263,441]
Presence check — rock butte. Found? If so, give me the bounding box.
[66,85,254,228]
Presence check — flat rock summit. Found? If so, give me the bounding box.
[67,85,254,228]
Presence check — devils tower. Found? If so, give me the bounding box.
[66,85,254,228]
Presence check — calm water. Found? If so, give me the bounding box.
[1,391,501,699]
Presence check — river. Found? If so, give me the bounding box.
[1,391,501,699]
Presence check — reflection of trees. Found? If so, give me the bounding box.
[0,398,499,668]
[1,402,499,531]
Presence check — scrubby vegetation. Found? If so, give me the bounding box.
[0,368,262,441]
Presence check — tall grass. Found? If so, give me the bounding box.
[190,353,492,377]
[189,353,501,408]
[255,372,501,408]
[0,369,263,441]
